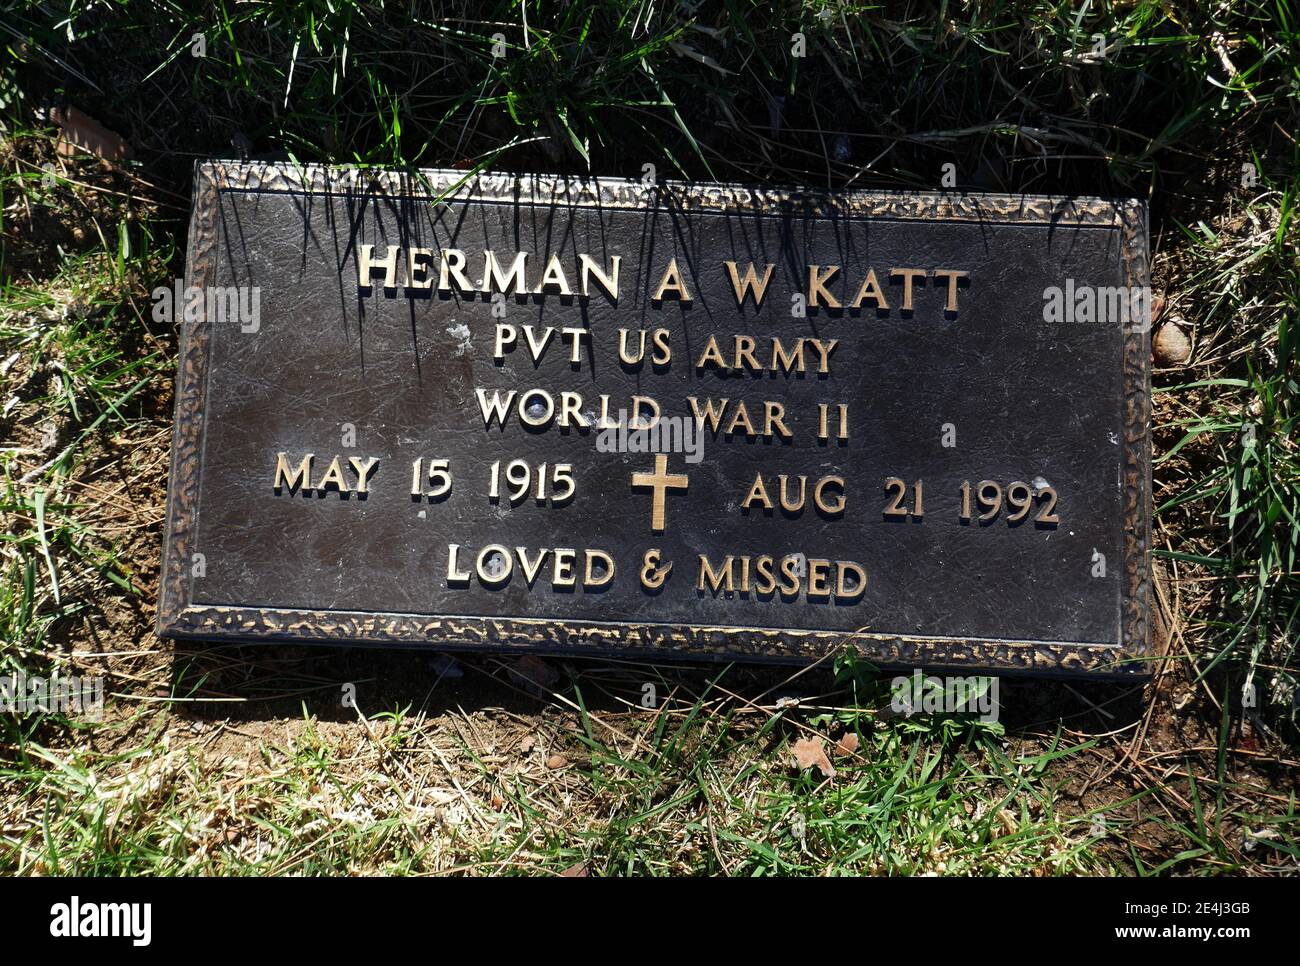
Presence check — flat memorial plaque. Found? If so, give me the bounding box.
[158,161,1151,676]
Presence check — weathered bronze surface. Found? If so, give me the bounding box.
[158,161,1152,676]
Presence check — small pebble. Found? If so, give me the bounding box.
[1153,319,1192,366]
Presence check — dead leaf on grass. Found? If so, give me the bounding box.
[509,655,559,690]
[50,106,133,160]
[790,737,835,778]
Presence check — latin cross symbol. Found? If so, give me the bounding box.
[630,454,689,532]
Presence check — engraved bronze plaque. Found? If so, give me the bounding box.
[158,161,1151,676]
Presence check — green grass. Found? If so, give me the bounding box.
[0,669,1124,875]
[0,0,1298,875]
[1154,175,1299,724]
[6,654,1294,876]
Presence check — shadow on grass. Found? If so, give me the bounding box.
[167,638,1152,738]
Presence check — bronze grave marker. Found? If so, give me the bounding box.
[158,161,1151,676]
